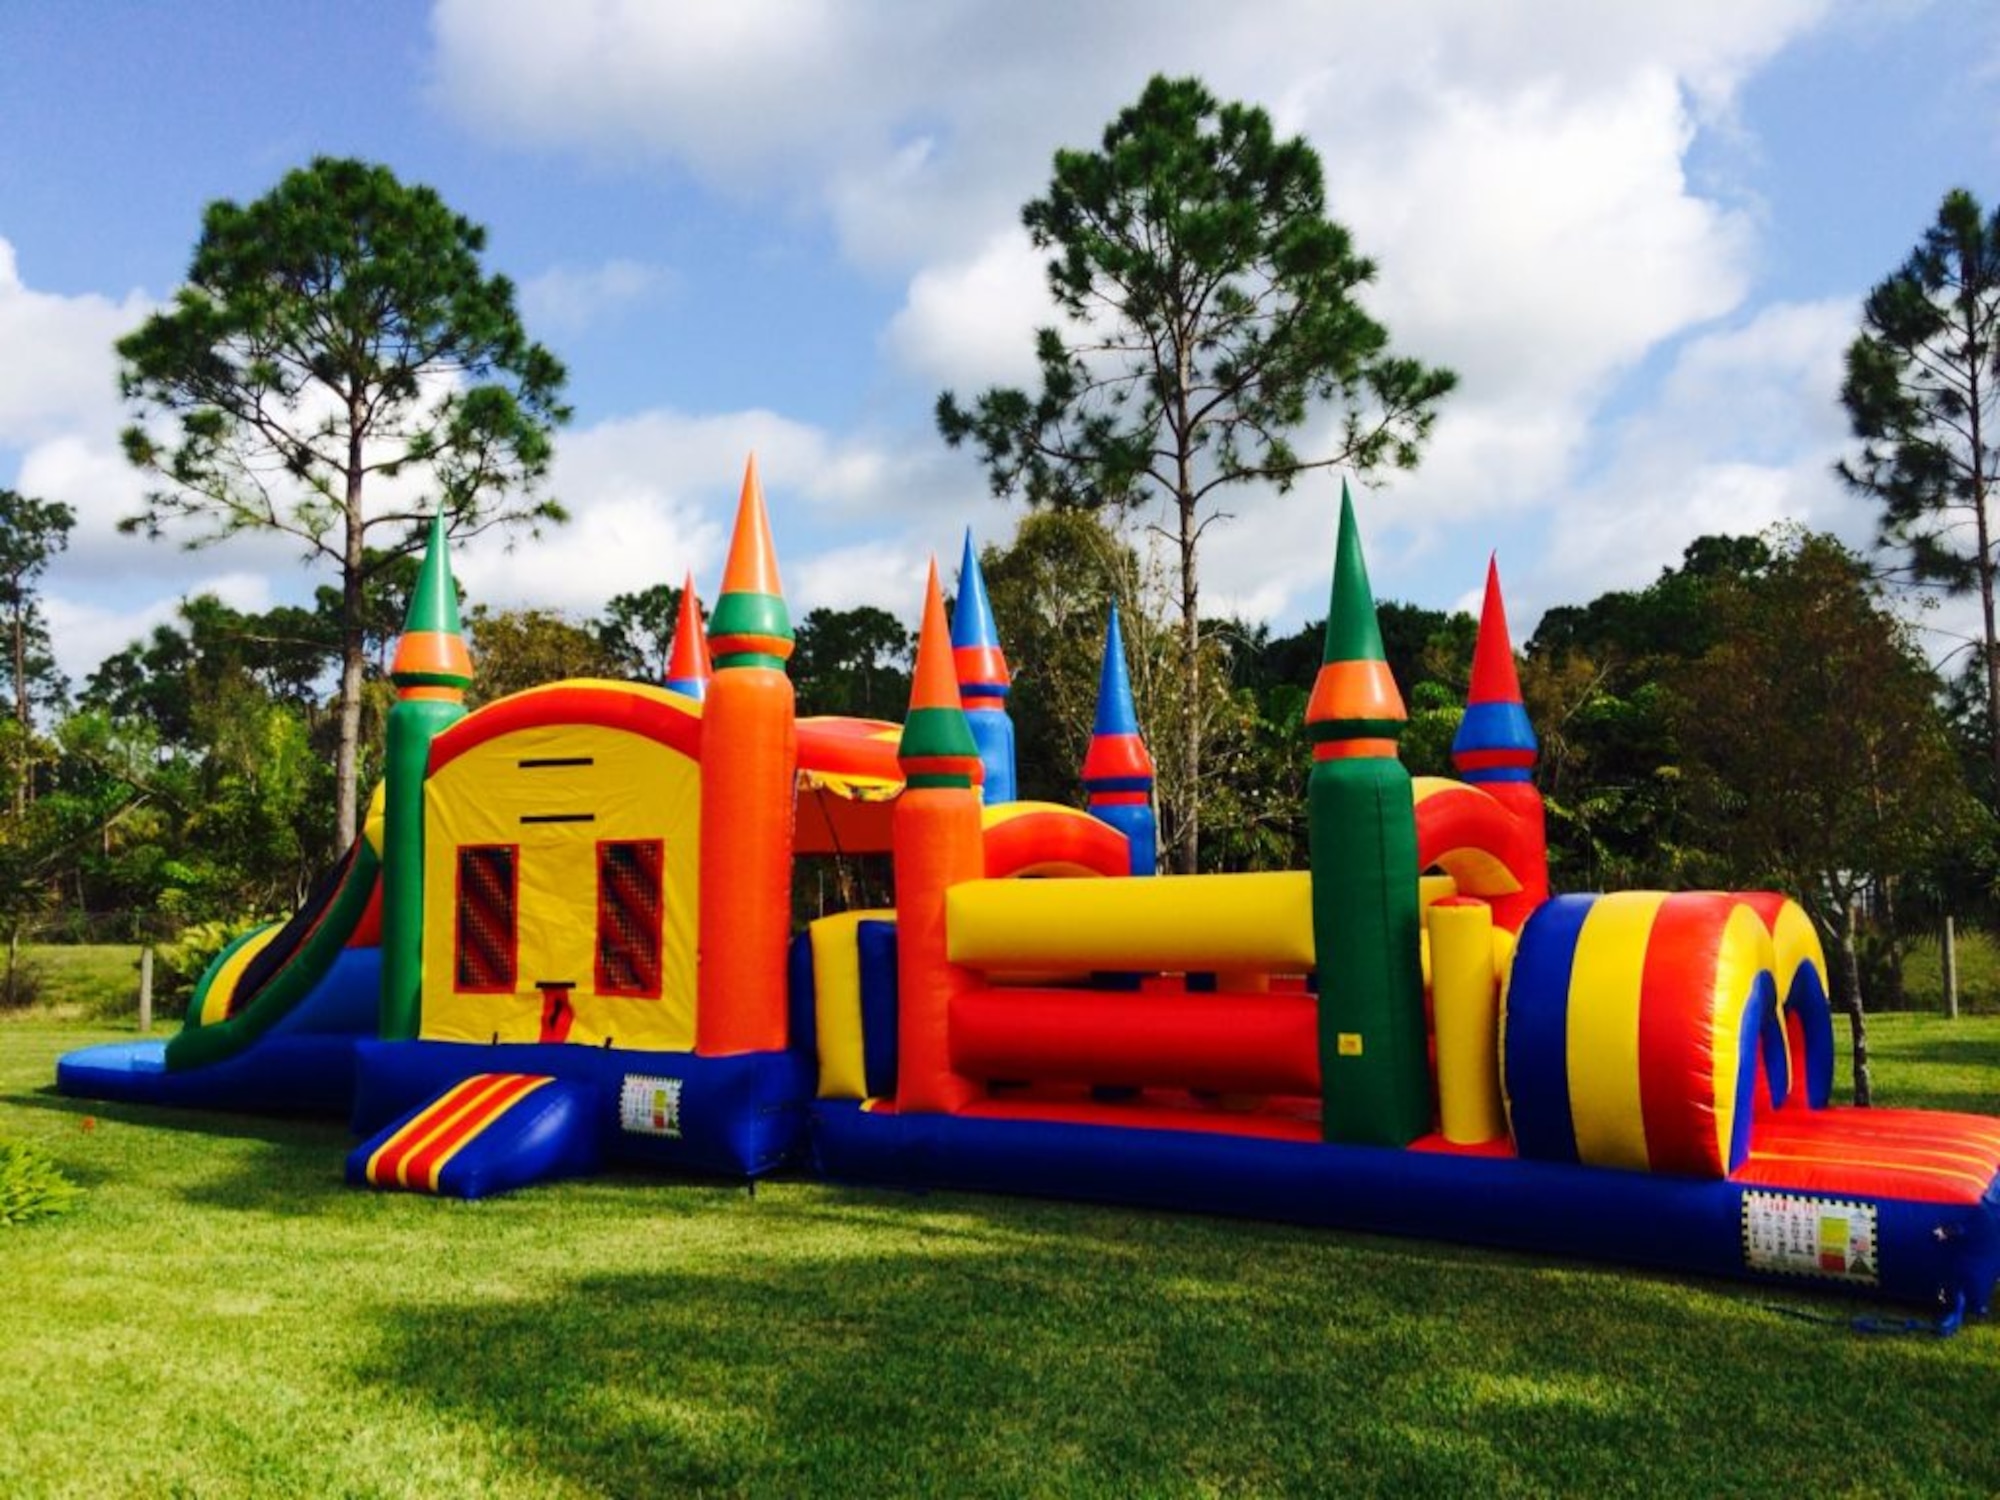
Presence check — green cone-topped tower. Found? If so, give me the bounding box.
[1307,484,1430,1146]
[380,510,473,1042]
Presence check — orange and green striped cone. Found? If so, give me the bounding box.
[900,559,984,792]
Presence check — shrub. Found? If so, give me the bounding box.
[0,1141,81,1225]
[0,952,44,1010]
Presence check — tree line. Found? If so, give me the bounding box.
[2,488,1986,1029]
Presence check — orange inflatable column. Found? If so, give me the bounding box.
[892,561,985,1113]
[696,456,799,1055]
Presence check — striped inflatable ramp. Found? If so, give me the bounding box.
[349,1072,600,1199]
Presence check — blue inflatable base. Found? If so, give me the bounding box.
[809,1102,2000,1315]
[353,1039,813,1179]
[57,1035,358,1115]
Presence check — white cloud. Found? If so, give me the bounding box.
[449,406,994,619]
[883,229,1046,394]
[1539,297,1866,604]
[431,1,1829,271]
[43,570,279,692]
[519,258,676,336]
[1325,70,1754,406]
[0,237,150,447]
[792,541,930,620]
[428,0,880,180]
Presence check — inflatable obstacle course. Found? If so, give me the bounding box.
[58,459,2000,1317]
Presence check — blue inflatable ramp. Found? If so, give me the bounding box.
[347,1072,600,1199]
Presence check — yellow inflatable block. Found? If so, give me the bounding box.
[1431,900,1506,1144]
[946,872,1314,972]
[811,909,893,1100]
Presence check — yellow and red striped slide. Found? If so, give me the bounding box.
[354,1072,597,1197]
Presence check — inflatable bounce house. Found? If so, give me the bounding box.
[60,458,2000,1319]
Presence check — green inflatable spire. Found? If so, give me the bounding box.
[380,510,472,1041]
[1305,482,1429,1147]
[1322,482,1390,665]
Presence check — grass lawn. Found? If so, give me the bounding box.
[1,1018,1996,1498]
[2,945,146,1024]
[1899,924,2000,1016]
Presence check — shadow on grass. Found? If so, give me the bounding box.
[1887,1033,2000,1072]
[352,1186,1999,1498]
[355,1236,1572,1494]
[4,1083,355,1203]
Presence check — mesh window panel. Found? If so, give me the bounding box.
[456,845,519,992]
[596,840,665,998]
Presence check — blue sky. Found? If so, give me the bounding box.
[4,1,1998,690]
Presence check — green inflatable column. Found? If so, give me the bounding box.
[379,512,472,1042]
[1306,485,1431,1146]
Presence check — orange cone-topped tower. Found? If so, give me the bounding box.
[892,559,984,1112]
[696,456,798,1055]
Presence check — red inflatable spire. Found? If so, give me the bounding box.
[663,569,712,699]
[1467,555,1525,706]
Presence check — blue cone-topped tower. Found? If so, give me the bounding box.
[1081,604,1158,876]
[950,528,1017,804]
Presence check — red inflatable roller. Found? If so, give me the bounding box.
[950,987,1321,1095]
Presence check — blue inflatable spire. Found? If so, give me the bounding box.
[950,528,1018,803]
[1081,603,1157,875]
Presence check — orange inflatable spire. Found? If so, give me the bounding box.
[719,455,783,598]
[708,454,794,669]
[898,559,983,790]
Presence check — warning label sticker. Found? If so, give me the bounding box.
[1741,1191,1878,1285]
[619,1075,684,1139]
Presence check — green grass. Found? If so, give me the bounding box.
[1898,925,2000,1016]
[3,1018,1998,1498]
[2,945,145,1023]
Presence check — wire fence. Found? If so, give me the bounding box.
[6,911,172,946]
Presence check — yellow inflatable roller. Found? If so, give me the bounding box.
[946,871,1314,973]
